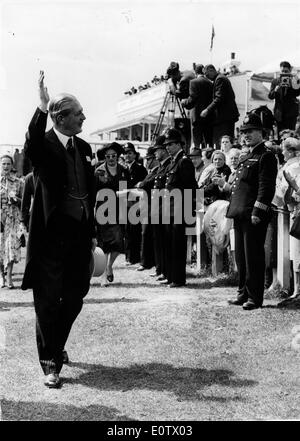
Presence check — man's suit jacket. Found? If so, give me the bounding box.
[268,78,300,123]
[22,108,96,290]
[206,74,239,126]
[226,142,277,221]
[182,75,213,124]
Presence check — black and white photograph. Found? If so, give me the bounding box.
[0,0,299,426]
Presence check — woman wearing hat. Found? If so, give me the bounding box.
[95,142,129,285]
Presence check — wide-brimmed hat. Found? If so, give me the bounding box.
[240,113,263,132]
[89,247,106,278]
[97,142,124,160]
[163,128,183,146]
[152,135,166,151]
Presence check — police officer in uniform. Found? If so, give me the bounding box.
[162,128,198,287]
[226,113,277,310]
[136,146,159,271]
[123,142,148,265]
[149,135,172,280]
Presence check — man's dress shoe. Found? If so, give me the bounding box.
[169,282,186,288]
[242,302,260,310]
[228,299,245,306]
[136,266,145,271]
[62,350,69,364]
[159,280,169,285]
[157,275,167,281]
[44,373,61,388]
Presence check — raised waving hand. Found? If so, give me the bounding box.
[38,70,50,111]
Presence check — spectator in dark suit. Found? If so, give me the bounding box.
[268,61,300,133]
[201,64,239,147]
[181,64,213,148]
[226,113,277,310]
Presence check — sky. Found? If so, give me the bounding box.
[0,0,300,147]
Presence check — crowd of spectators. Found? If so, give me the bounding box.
[124,74,168,96]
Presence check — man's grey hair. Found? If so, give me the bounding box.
[49,93,78,123]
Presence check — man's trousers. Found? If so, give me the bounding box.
[234,218,269,307]
[164,223,187,285]
[33,215,91,374]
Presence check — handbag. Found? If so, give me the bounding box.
[290,211,300,240]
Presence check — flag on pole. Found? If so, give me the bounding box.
[210,25,215,51]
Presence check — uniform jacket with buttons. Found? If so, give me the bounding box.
[226,142,277,221]
[164,150,198,221]
[22,107,96,289]
[127,160,148,188]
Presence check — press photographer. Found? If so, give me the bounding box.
[166,61,195,99]
[268,61,300,133]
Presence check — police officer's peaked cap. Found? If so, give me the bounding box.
[145,146,156,158]
[123,142,137,153]
[240,113,263,132]
[163,128,183,145]
[152,135,166,150]
[188,148,202,157]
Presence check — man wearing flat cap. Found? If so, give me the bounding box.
[162,128,198,287]
[123,142,148,265]
[226,113,277,310]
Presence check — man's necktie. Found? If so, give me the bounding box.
[66,138,75,158]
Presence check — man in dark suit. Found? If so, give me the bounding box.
[21,71,97,388]
[268,61,300,133]
[226,113,277,310]
[123,142,148,265]
[162,128,198,287]
[181,64,213,148]
[201,64,239,147]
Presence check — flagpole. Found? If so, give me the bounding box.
[210,24,215,64]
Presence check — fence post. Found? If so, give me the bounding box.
[196,189,204,271]
[212,246,224,276]
[277,208,290,291]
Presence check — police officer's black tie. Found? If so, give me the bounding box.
[66,138,75,158]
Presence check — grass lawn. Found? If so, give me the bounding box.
[0,253,299,421]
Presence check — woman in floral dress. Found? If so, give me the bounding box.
[0,155,23,288]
